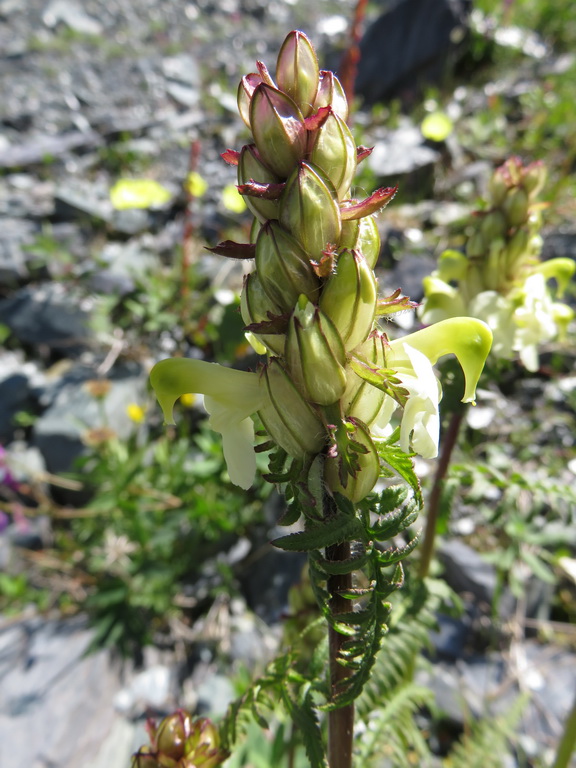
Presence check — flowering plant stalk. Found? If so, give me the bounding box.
[149,31,492,768]
[417,157,575,579]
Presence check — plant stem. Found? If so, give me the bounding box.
[552,690,576,768]
[418,406,465,579]
[326,527,354,768]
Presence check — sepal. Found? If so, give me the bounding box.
[258,358,326,459]
[279,161,341,257]
[249,84,307,177]
[285,296,347,405]
[255,221,320,312]
[275,30,319,116]
[319,249,377,351]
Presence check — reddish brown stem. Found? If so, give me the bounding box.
[418,406,465,579]
[181,139,201,326]
[326,536,354,768]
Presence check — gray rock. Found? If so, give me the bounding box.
[42,0,103,36]
[0,374,33,442]
[195,672,235,718]
[0,283,91,351]
[0,217,35,284]
[0,616,129,768]
[114,664,175,717]
[438,539,497,604]
[356,0,470,104]
[419,642,576,758]
[0,131,103,169]
[368,121,440,177]
[33,366,147,484]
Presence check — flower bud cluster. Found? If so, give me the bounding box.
[228,31,402,497]
[420,157,574,371]
[150,31,492,499]
[131,711,227,768]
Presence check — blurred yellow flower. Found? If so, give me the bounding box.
[186,171,208,197]
[126,403,146,423]
[179,393,196,408]
[110,179,172,209]
[221,184,247,213]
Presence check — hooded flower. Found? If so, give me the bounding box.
[150,359,268,489]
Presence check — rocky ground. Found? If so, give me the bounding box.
[1,1,576,766]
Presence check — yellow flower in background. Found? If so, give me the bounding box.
[186,171,208,197]
[179,393,196,408]
[110,179,172,209]
[126,403,146,423]
[221,184,247,213]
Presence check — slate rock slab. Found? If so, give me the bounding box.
[0,282,91,352]
[0,616,132,768]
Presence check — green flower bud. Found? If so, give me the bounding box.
[237,72,265,129]
[276,30,319,117]
[339,215,381,269]
[240,272,285,356]
[309,109,356,199]
[325,419,380,502]
[250,84,307,178]
[342,333,386,425]
[522,160,546,198]
[502,186,529,227]
[320,250,377,351]
[480,209,508,242]
[286,296,347,405]
[466,231,486,260]
[184,718,226,767]
[155,710,192,761]
[488,165,510,207]
[259,358,326,459]
[279,162,341,257]
[314,69,349,122]
[255,221,320,312]
[503,227,530,274]
[238,144,281,222]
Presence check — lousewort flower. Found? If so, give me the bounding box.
[150,31,493,500]
[419,157,575,372]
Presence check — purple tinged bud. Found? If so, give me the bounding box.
[258,358,326,459]
[279,162,341,258]
[309,109,357,199]
[285,296,347,405]
[255,221,320,312]
[238,144,282,222]
[314,70,349,122]
[237,72,265,128]
[276,31,320,117]
[250,84,307,178]
[319,250,377,351]
[155,710,192,761]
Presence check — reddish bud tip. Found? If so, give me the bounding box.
[206,241,256,259]
[221,149,240,166]
[340,186,398,221]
